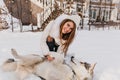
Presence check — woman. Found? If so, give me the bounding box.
[40,14,80,60]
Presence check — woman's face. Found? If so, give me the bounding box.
[62,21,74,34]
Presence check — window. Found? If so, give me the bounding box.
[93,9,96,19]
[46,0,47,6]
[117,13,120,20]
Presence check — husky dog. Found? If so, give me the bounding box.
[34,56,96,80]
[1,49,96,80]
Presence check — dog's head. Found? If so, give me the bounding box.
[80,61,96,76]
[69,56,96,80]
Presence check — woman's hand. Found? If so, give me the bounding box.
[44,54,55,61]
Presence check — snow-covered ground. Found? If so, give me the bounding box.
[69,30,120,80]
[0,27,120,80]
[0,0,120,79]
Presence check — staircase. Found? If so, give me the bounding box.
[39,9,63,31]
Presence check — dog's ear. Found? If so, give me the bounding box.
[11,48,20,59]
[89,63,96,75]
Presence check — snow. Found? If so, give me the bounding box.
[68,30,120,80]
[0,0,120,79]
[0,27,120,80]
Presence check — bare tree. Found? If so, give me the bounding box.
[8,0,14,32]
[89,0,92,30]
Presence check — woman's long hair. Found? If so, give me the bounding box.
[59,19,76,56]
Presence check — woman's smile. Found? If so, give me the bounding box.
[62,21,74,34]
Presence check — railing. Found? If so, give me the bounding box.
[40,9,63,31]
[88,21,120,30]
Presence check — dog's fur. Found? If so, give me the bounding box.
[1,49,96,80]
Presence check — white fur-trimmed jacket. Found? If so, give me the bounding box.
[40,14,81,55]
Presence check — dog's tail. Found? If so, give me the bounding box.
[11,48,21,59]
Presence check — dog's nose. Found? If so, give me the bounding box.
[71,56,74,59]
[71,56,76,65]
[71,56,74,61]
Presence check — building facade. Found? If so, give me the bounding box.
[89,0,118,22]
[116,1,120,21]
[3,0,54,27]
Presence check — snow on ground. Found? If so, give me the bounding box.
[0,27,120,80]
[68,30,120,80]
[0,0,120,79]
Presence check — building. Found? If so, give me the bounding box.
[116,1,120,21]
[3,0,54,27]
[89,0,118,22]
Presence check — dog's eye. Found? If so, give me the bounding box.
[80,62,84,64]
[84,63,91,70]
[71,56,74,59]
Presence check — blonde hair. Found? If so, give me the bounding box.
[59,19,76,56]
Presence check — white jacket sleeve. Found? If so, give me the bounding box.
[40,20,55,55]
